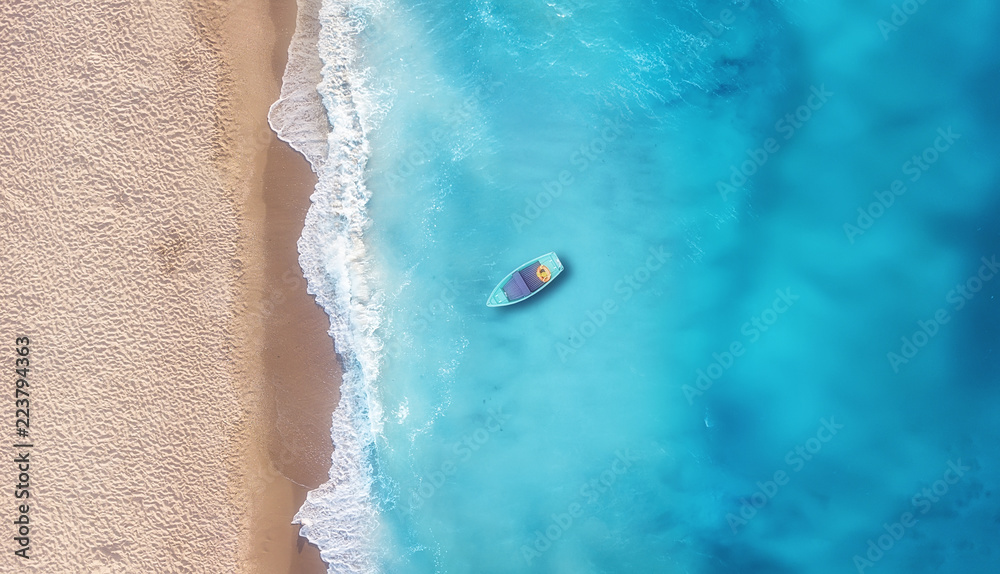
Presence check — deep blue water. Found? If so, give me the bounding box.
[274,0,1000,572]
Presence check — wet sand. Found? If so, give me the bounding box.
[243,1,339,573]
[251,132,338,574]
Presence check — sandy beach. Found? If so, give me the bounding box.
[0,0,337,572]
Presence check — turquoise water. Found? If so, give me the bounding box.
[272,0,1000,572]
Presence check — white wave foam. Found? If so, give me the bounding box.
[271,0,388,572]
[268,0,330,171]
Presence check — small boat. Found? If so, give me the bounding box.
[486,252,564,307]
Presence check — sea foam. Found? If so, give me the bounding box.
[268,0,387,571]
[268,0,329,171]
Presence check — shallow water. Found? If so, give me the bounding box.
[273,0,1000,571]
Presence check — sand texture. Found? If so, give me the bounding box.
[0,0,336,572]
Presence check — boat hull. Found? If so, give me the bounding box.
[486,252,564,307]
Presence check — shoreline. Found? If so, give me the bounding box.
[219,0,339,572]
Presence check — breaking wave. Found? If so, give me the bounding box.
[268,0,387,571]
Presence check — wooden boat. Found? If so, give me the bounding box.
[486,252,564,307]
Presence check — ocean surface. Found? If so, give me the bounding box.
[269,0,1000,572]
